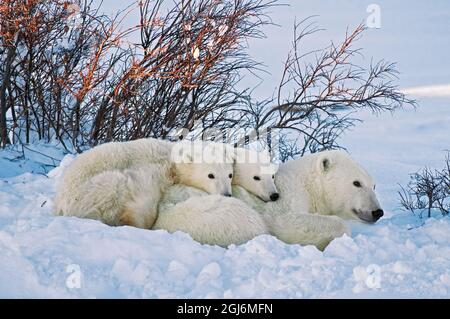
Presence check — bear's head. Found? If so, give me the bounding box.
[315,150,383,223]
[233,148,280,202]
[171,141,234,196]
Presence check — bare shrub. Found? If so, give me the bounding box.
[1,1,415,157]
[399,152,450,218]
[238,19,415,160]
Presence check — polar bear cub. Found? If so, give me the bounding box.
[153,147,280,245]
[170,141,235,196]
[232,148,279,202]
[154,184,269,246]
[54,138,235,228]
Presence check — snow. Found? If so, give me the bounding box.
[1,95,449,298]
[0,0,449,298]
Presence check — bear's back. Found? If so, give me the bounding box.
[61,138,174,191]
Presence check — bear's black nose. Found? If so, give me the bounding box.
[270,193,280,201]
[224,193,232,197]
[372,209,384,220]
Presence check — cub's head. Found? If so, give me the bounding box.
[233,148,279,202]
[171,141,234,196]
[316,150,383,223]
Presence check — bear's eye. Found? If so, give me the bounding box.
[353,181,362,188]
[272,175,275,179]
[208,174,215,179]
[253,176,261,181]
[229,173,233,179]
[373,185,376,190]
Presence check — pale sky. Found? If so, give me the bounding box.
[94,0,450,99]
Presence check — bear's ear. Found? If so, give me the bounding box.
[318,156,333,173]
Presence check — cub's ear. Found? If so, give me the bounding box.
[318,155,333,173]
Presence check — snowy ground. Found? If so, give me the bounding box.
[0,95,449,298]
[1,1,449,298]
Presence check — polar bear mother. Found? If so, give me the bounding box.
[154,150,383,250]
[236,150,384,223]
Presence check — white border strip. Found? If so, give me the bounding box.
[401,84,450,97]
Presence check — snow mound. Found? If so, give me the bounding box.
[1,149,450,298]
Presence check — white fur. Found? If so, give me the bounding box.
[153,185,268,246]
[153,184,349,250]
[171,141,235,195]
[259,150,382,222]
[232,148,279,202]
[56,164,171,228]
[54,138,235,227]
[153,150,382,250]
